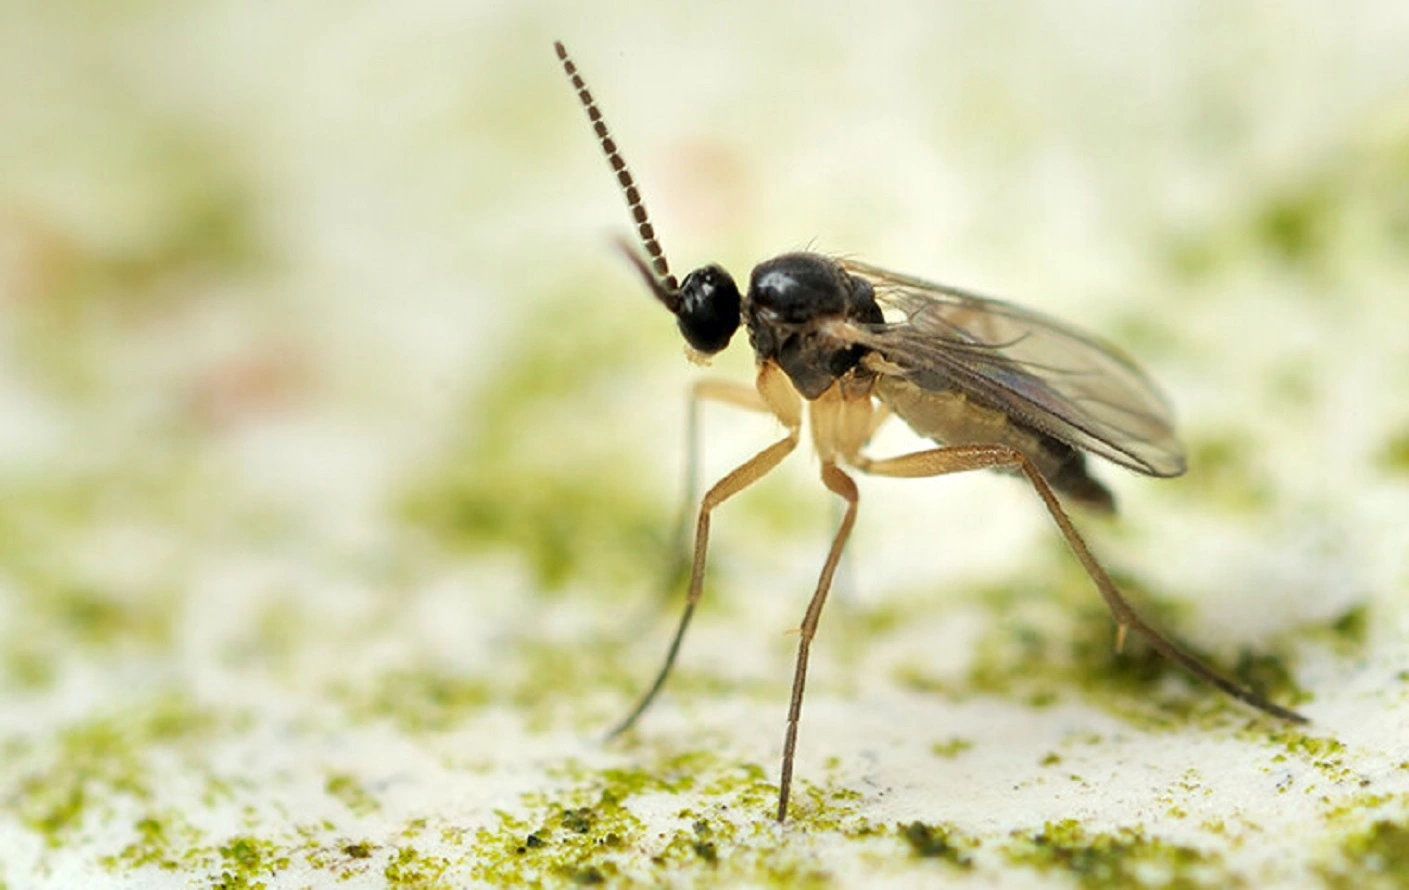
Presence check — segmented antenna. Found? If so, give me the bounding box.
[554,41,680,296]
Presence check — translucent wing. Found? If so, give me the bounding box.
[840,258,1185,476]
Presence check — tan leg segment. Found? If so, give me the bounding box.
[776,462,860,822]
[857,444,1307,724]
[666,380,774,587]
[609,366,802,741]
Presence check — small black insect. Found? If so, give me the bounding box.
[553,40,1306,823]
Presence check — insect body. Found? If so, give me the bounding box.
[554,41,1306,823]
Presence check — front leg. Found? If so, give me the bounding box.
[608,363,803,740]
[663,379,774,593]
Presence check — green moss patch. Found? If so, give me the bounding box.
[960,572,1298,728]
[1179,434,1276,514]
[470,750,878,888]
[898,821,977,868]
[9,694,220,849]
[1316,818,1409,890]
[99,811,203,873]
[1004,818,1226,890]
[1157,123,1409,285]
[326,773,381,817]
[210,836,293,890]
[1376,429,1409,476]
[396,284,675,592]
[930,737,974,759]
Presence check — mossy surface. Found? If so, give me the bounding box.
[468,750,850,888]
[1317,818,1409,890]
[930,737,974,759]
[892,553,1322,732]
[1003,818,1229,890]
[7,695,221,850]
[1377,430,1409,475]
[899,820,978,867]
[396,294,673,593]
[396,284,823,598]
[4,5,1409,889]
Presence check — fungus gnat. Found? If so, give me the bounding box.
[553,40,1306,823]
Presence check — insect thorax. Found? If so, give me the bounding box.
[742,253,885,400]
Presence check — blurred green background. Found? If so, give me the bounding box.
[2,2,1409,887]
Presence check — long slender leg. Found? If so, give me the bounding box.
[663,380,772,593]
[776,462,860,822]
[856,444,1307,724]
[607,427,799,740]
[828,402,891,605]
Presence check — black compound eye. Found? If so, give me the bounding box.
[676,265,741,354]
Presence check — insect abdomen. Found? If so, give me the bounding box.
[874,376,1115,513]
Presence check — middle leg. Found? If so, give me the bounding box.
[776,461,860,822]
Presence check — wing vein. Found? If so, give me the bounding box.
[840,258,1186,477]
